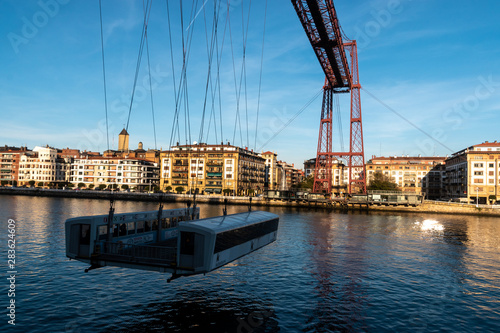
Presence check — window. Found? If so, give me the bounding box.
[489,163,495,168]
[474,179,484,184]
[98,225,108,240]
[127,222,136,235]
[136,221,145,233]
[180,232,195,255]
[474,163,484,168]
[79,224,91,245]
[214,218,279,254]
[474,171,483,175]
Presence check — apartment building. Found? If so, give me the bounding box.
[0,146,28,185]
[444,141,500,204]
[160,143,266,195]
[303,157,348,194]
[18,146,71,187]
[70,156,159,191]
[366,156,447,195]
[261,151,287,190]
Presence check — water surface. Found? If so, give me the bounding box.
[1,195,499,332]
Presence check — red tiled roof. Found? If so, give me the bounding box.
[473,141,500,147]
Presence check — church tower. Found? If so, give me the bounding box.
[118,128,129,152]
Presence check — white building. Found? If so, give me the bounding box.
[70,157,159,191]
[18,146,70,186]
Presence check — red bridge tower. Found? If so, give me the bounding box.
[291,0,366,194]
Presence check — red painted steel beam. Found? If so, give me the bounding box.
[291,0,351,90]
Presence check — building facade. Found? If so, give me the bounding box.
[0,146,28,185]
[18,146,71,187]
[366,156,447,196]
[70,156,159,191]
[160,143,266,195]
[261,151,286,190]
[303,157,348,195]
[444,141,500,204]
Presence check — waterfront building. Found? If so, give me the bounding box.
[280,162,304,190]
[303,158,316,178]
[260,151,287,190]
[444,141,500,204]
[69,156,159,191]
[303,157,348,195]
[366,156,447,196]
[0,146,28,185]
[18,146,71,187]
[104,131,160,164]
[159,143,266,195]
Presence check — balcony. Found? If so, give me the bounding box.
[206,172,222,178]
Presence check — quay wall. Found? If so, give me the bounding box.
[1,188,500,217]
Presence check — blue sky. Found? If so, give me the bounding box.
[1,0,499,168]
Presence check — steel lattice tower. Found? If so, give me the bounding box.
[292,0,366,194]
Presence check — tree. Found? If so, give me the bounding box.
[108,184,118,190]
[89,184,95,189]
[489,195,497,203]
[121,184,129,190]
[175,186,184,194]
[28,180,36,187]
[223,189,232,196]
[165,186,172,193]
[296,174,314,190]
[68,183,75,188]
[78,183,85,188]
[1,180,7,186]
[248,189,255,196]
[98,184,107,190]
[367,172,398,191]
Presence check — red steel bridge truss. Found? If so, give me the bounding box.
[291,0,366,194]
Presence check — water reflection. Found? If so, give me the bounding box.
[304,213,368,332]
[416,219,444,232]
[100,289,279,332]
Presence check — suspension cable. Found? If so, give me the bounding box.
[98,0,110,152]
[143,1,157,150]
[253,0,268,150]
[125,0,153,132]
[257,88,323,151]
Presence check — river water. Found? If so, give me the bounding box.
[1,195,499,332]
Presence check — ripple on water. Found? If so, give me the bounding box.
[1,196,500,332]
